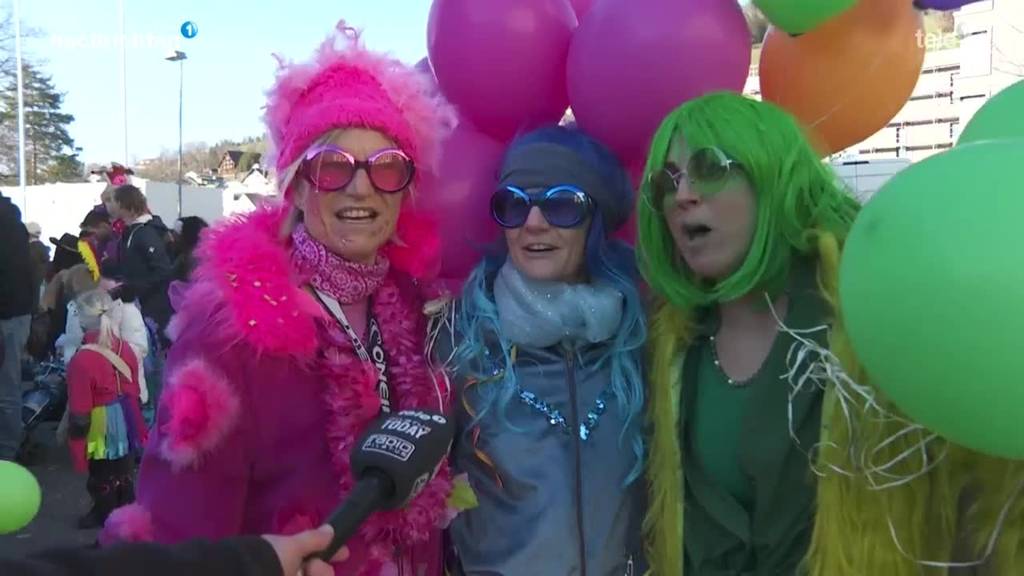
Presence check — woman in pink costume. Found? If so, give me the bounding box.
[101,21,457,575]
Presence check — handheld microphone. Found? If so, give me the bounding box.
[313,409,454,562]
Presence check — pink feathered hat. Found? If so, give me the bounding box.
[264,20,455,279]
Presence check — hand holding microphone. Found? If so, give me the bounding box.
[312,409,455,562]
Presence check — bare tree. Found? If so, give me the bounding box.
[0,11,41,79]
[0,13,14,76]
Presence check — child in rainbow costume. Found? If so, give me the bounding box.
[66,289,147,529]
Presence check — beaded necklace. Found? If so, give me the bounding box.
[506,345,615,441]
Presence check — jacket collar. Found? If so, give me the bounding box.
[128,214,153,227]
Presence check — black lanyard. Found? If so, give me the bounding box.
[314,289,392,414]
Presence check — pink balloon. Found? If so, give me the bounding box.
[612,158,645,246]
[428,0,578,141]
[567,0,751,160]
[414,56,432,75]
[625,156,646,189]
[414,56,439,96]
[422,120,505,281]
[569,0,595,19]
[612,213,637,245]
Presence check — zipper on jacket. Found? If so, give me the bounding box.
[564,344,588,576]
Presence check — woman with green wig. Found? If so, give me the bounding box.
[637,91,1024,575]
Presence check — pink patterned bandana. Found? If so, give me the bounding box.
[291,225,389,304]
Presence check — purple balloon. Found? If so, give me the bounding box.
[414,56,433,76]
[567,0,751,163]
[428,0,578,141]
[420,119,504,281]
[569,0,595,19]
[413,56,439,96]
[913,0,986,10]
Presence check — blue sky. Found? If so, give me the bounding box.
[15,0,755,166]
[14,0,433,165]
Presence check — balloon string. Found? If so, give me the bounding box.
[426,298,458,371]
[797,45,890,136]
[766,293,949,489]
[764,294,1023,569]
[887,478,1024,569]
[425,299,458,412]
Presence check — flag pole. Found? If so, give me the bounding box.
[119,0,128,166]
[13,0,27,214]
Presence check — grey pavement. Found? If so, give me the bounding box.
[0,421,100,558]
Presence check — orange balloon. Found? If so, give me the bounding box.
[759,0,925,156]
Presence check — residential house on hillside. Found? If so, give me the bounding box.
[240,164,274,195]
[217,150,262,179]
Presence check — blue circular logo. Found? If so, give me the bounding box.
[180,21,198,39]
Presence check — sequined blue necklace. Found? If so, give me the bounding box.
[518,385,614,441]
[506,344,615,441]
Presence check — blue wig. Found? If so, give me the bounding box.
[452,125,647,483]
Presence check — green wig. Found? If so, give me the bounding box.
[636,91,859,308]
[639,92,1024,576]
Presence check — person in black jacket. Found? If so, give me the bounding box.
[1,524,349,576]
[0,193,35,461]
[171,216,208,282]
[104,185,174,333]
[103,184,174,416]
[25,223,50,311]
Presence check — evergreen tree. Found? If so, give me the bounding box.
[0,13,82,184]
[0,62,83,184]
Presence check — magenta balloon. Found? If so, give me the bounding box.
[611,158,645,246]
[570,0,595,19]
[612,213,637,246]
[413,56,439,96]
[423,120,505,280]
[428,0,577,141]
[567,0,751,160]
[414,56,433,76]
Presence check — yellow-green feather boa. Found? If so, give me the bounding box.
[643,232,1024,575]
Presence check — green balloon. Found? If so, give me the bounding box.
[0,461,41,534]
[958,79,1024,146]
[839,140,1024,460]
[754,0,857,35]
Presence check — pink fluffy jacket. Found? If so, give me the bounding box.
[100,204,454,576]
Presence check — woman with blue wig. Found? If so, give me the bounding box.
[438,125,647,575]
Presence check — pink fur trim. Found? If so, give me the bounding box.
[317,273,453,576]
[188,203,323,358]
[159,360,241,471]
[264,21,455,188]
[384,206,442,281]
[100,504,154,545]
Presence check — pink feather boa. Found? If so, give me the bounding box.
[316,274,453,574]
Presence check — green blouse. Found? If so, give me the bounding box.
[692,350,754,511]
[681,262,829,576]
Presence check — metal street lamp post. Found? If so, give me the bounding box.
[165,50,187,219]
